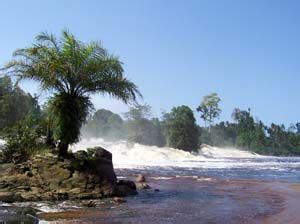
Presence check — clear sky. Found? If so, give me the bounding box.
[1,0,299,126]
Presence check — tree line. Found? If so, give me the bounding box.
[2,76,300,156]
[2,74,300,156]
[81,94,300,155]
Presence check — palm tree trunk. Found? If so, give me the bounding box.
[58,142,69,158]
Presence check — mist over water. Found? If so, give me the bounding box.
[72,138,300,182]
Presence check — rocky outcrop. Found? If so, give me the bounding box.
[0,147,137,202]
[134,174,152,190]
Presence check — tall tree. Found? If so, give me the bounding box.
[0,76,38,131]
[82,109,124,140]
[3,30,141,157]
[197,93,221,133]
[164,105,199,151]
[124,104,165,146]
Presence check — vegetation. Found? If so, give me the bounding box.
[196,93,221,133]
[0,103,50,163]
[200,108,300,155]
[82,109,124,140]
[124,105,165,147]
[0,76,38,131]
[3,30,141,157]
[163,106,199,151]
[82,104,300,155]
[82,105,165,147]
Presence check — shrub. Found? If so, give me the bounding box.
[2,117,45,163]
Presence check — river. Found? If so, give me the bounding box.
[1,138,300,223]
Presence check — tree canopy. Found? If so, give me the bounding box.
[164,105,199,151]
[0,76,39,131]
[197,93,221,133]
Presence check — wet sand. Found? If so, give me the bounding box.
[35,177,300,223]
[262,182,300,224]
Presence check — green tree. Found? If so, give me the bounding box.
[82,109,124,140]
[232,108,255,149]
[0,76,38,131]
[197,93,221,133]
[124,104,165,146]
[164,105,199,151]
[3,30,141,157]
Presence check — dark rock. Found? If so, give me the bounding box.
[135,174,146,183]
[87,147,112,160]
[116,180,137,196]
[73,147,117,183]
[25,171,33,177]
[154,189,160,192]
[0,191,22,203]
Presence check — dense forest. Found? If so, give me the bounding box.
[1,76,300,156]
[81,94,300,156]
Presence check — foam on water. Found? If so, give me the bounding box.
[0,139,6,149]
[71,138,293,170]
[200,144,261,158]
[72,138,224,168]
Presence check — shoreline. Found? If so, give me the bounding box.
[1,175,300,223]
[262,182,300,224]
[35,177,300,223]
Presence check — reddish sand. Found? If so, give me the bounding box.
[262,182,300,224]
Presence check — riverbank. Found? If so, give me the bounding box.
[262,182,300,224]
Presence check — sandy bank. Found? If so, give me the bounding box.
[262,182,300,224]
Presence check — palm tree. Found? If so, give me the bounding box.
[3,30,141,157]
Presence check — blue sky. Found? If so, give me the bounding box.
[1,0,300,126]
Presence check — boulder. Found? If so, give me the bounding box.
[135,174,146,183]
[73,147,117,183]
[116,180,137,196]
[89,147,112,160]
[0,147,136,202]
[0,191,22,203]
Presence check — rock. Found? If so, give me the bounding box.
[117,180,136,190]
[113,197,127,203]
[135,174,146,183]
[92,147,112,160]
[25,171,33,177]
[73,147,117,183]
[0,146,130,202]
[154,189,160,192]
[116,180,137,196]
[0,191,22,203]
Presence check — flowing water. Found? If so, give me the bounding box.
[1,138,300,223]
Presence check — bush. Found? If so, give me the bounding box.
[1,117,46,163]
